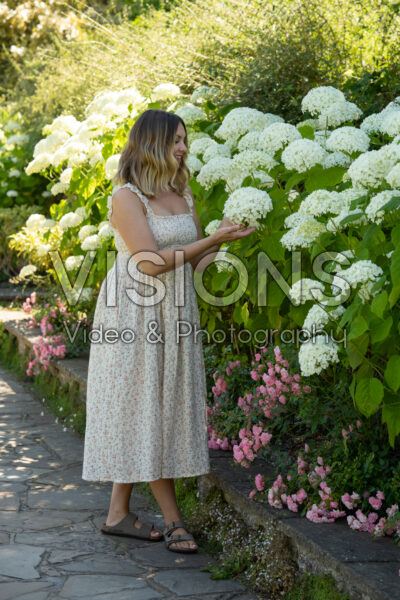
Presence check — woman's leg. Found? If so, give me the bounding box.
[148,478,197,550]
[106,482,162,538]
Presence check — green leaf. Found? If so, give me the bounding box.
[370,315,393,344]
[267,281,286,307]
[355,377,384,417]
[389,285,400,308]
[348,315,368,340]
[260,233,285,261]
[305,166,346,192]
[384,355,400,392]
[382,391,400,448]
[370,290,388,319]
[297,125,315,140]
[391,224,400,248]
[241,301,250,326]
[379,195,400,212]
[346,332,369,369]
[390,249,400,286]
[349,194,368,210]
[339,212,364,226]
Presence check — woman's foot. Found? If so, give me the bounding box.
[106,512,162,539]
[166,525,198,551]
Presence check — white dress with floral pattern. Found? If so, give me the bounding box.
[82,182,211,482]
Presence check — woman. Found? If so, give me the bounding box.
[82,109,255,553]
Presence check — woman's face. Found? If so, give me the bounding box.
[173,122,187,165]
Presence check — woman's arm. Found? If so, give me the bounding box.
[110,187,250,277]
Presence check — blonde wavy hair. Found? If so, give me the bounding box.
[112,109,190,198]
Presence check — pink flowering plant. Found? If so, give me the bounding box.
[22,291,93,375]
[204,341,400,546]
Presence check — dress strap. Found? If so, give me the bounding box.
[111,182,155,217]
[183,185,194,214]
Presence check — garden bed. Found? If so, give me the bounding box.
[0,307,398,600]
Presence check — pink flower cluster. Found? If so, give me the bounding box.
[248,346,311,419]
[233,424,272,468]
[27,334,66,376]
[22,291,37,314]
[342,420,362,440]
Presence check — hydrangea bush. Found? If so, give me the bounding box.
[6,81,400,447]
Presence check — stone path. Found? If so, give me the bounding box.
[0,364,258,600]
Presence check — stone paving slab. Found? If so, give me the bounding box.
[0,362,259,600]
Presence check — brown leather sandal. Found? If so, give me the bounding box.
[163,520,198,553]
[101,511,163,541]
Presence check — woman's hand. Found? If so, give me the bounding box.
[211,222,256,244]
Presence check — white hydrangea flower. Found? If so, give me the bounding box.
[197,156,231,189]
[190,137,215,156]
[6,133,29,146]
[205,219,222,236]
[33,131,70,158]
[175,104,206,125]
[298,336,340,376]
[322,151,352,169]
[288,190,299,202]
[360,113,381,135]
[42,115,80,136]
[187,131,210,143]
[214,246,235,273]
[380,111,400,137]
[281,139,327,172]
[386,163,400,188]
[60,167,73,184]
[365,190,400,224]
[79,287,94,302]
[223,186,273,227]
[317,101,362,129]
[36,243,52,257]
[105,154,121,180]
[284,211,315,229]
[203,143,231,163]
[115,87,146,107]
[41,218,56,229]
[4,121,21,132]
[75,206,88,219]
[6,190,17,197]
[338,260,383,289]
[98,223,114,240]
[65,255,84,271]
[78,225,98,241]
[289,278,325,305]
[52,140,89,167]
[9,168,21,177]
[81,234,102,250]
[51,182,69,196]
[302,304,345,332]
[19,265,37,279]
[301,86,346,116]
[59,212,84,231]
[152,83,181,101]
[347,148,395,189]
[186,154,203,173]
[299,189,343,217]
[190,85,218,104]
[215,107,280,145]
[237,131,263,152]
[26,214,46,230]
[224,150,277,192]
[326,126,370,154]
[252,170,274,188]
[259,122,301,155]
[280,220,326,250]
[25,153,52,175]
